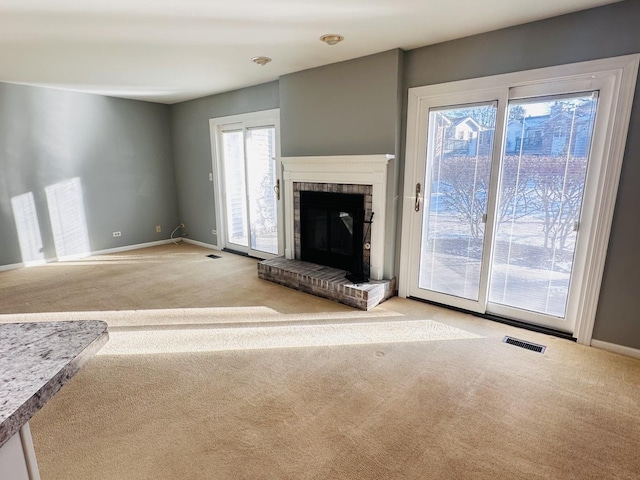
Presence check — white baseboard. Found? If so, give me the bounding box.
[591,339,640,359]
[182,238,221,250]
[0,259,55,272]
[90,239,177,256]
[23,259,48,267]
[0,240,178,271]
[0,262,25,272]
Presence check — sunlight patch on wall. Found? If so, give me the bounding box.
[10,192,45,266]
[45,177,91,260]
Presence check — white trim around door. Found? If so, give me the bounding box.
[399,55,639,345]
[209,109,283,259]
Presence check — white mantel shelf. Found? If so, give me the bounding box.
[281,154,394,281]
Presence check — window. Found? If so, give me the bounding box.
[400,55,639,344]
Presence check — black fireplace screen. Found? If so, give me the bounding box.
[300,191,365,276]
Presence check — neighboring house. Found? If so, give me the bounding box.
[449,117,482,155]
[504,109,594,157]
[505,116,545,155]
[432,113,491,157]
[434,107,596,159]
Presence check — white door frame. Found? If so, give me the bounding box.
[209,109,283,258]
[399,55,639,345]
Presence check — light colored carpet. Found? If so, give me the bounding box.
[1,243,639,479]
[100,319,481,356]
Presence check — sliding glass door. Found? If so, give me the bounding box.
[213,111,282,259]
[402,73,612,334]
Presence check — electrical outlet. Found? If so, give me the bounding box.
[209,173,213,182]
[113,231,121,237]
[155,225,162,233]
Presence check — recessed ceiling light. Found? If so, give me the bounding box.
[320,34,344,46]
[251,56,272,66]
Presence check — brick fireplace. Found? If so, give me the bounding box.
[295,182,372,282]
[257,155,397,310]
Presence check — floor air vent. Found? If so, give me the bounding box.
[206,254,221,259]
[502,336,546,353]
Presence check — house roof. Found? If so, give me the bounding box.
[451,117,482,131]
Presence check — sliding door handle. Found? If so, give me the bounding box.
[414,183,421,212]
[274,179,281,201]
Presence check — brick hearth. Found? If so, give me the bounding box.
[258,257,396,310]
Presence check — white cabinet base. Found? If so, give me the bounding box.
[0,423,41,480]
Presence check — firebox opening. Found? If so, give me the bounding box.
[300,191,366,280]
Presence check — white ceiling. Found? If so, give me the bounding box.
[0,0,621,104]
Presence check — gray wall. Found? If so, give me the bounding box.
[170,51,403,276]
[403,0,640,349]
[279,50,403,277]
[0,83,177,266]
[170,82,279,246]
[280,49,402,157]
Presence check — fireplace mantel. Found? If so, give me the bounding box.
[281,155,393,280]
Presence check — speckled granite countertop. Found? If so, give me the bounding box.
[0,320,108,448]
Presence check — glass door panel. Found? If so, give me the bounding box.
[220,123,281,258]
[246,127,278,255]
[418,103,497,302]
[221,130,248,248]
[488,93,598,319]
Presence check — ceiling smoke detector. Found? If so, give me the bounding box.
[320,34,344,46]
[251,56,272,66]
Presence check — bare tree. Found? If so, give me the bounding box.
[508,105,526,122]
[438,155,491,239]
[438,154,535,239]
[524,155,587,252]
